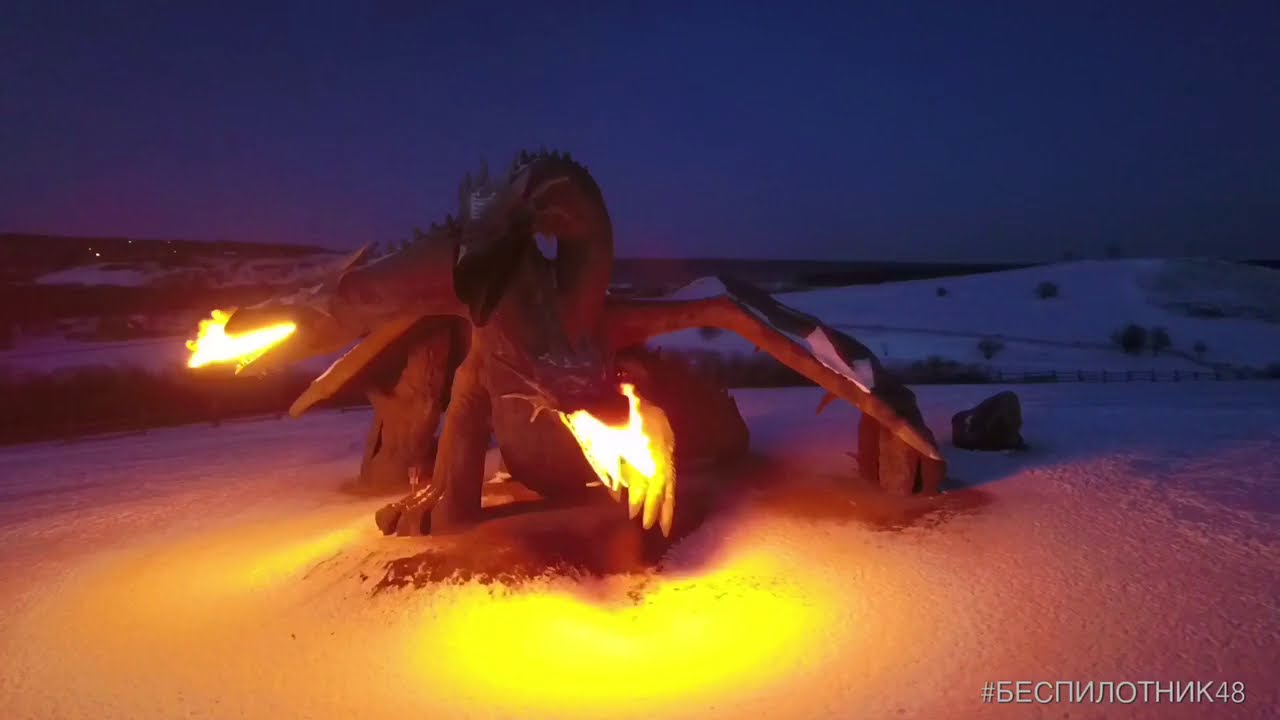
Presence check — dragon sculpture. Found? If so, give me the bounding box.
[192,150,946,538]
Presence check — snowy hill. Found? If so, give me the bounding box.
[648,259,1280,373]
[33,253,341,289]
[0,383,1275,718]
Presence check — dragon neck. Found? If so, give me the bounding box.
[520,156,613,346]
[555,216,612,346]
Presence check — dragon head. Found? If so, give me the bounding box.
[450,151,628,424]
[481,234,631,426]
[452,150,612,340]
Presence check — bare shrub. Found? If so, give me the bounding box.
[1149,327,1171,355]
[1035,281,1060,299]
[1111,324,1148,355]
[977,336,1005,359]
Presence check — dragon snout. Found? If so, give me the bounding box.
[499,354,631,425]
[553,380,630,425]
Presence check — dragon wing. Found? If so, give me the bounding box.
[603,275,945,492]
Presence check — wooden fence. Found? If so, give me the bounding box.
[988,368,1258,384]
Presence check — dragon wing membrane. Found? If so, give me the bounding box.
[287,313,431,417]
[603,276,946,492]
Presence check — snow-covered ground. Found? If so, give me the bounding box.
[652,259,1280,373]
[1,383,1276,718]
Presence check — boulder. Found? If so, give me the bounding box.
[951,391,1026,451]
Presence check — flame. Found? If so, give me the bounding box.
[560,383,664,492]
[185,308,296,371]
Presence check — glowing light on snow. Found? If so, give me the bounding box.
[421,555,829,709]
[241,525,363,586]
[185,308,296,371]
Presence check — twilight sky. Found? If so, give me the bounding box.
[3,1,1277,261]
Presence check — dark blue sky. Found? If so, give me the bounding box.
[3,1,1277,260]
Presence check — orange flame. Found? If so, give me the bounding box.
[560,383,676,534]
[561,383,662,492]
[185,309,296,371]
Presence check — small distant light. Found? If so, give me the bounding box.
[94,252,101,257]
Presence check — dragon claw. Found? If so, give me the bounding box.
[501,392,556,423]
[395,502,432,536]
[374,502,403,536]
[815,391,837,415]
[376,485,444,536]
[626,481,645,520]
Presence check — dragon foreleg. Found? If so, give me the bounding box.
[375,347,492,535]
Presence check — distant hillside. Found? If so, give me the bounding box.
[609,258,1034,295]
[5,232,1279,328]
[0,233,336,283]
[0,234,343,324]
[651,258,1280,374]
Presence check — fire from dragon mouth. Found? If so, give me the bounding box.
[185,309,297,371]
[561,383,662,492]
[559,382,677,534]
